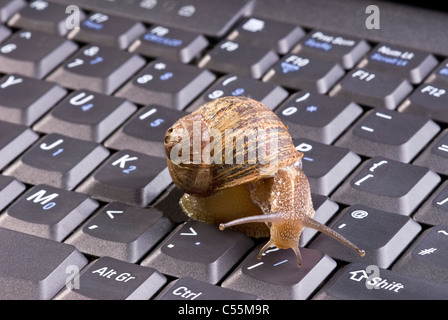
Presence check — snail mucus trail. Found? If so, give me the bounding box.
[164,96,365,267]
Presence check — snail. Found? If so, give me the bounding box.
[164,96,365,267]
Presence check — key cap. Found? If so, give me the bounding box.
[227,17,305,54]
[0,121,38,170]
[331,157,441,216]
[221,245,337,300]
[293,30,370,69]
[47,44,145,95]
[335,108,440,163]
[76,149,171,206]
[427,58,448,86]
[0,73,67,126]
[0,184,99,241]
[295,138,361,196]
[275,91,363,144]
[329,68,413,109]
[358,43,438,84]
[0,24,11,42]
[152,185,188,224]
[115,59,215,109]
[309,204,421,267]
[141,220,254,284]
[187,74,288,111]
[199,39,278,79]
[155,277,258,300]
[262,53,344,94]
[0,175,25,212]
[413,180,448,226]
[129,25,208,63]
[104,105,186,158]
[33,89,137,143]
[65,202,173,263]
[4,133,109,190]
[392,225,448,285]
[413,129,448,176]
[0,227,87,299]
[0,29,77,79]
[68,11,145,49]
[313,262,448,300]
[0,0,24,23]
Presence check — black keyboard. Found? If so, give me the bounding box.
[1,0,448,302]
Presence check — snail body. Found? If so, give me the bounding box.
[164,96,364,267]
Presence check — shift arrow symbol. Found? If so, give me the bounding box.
[106,210,124,219]
[180,227,197,236]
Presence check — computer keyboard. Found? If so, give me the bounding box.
[1,0,448,302]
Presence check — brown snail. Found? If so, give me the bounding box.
[164,96,364,267]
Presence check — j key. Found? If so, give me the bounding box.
[0,184,99,241]
[275,91,363,144]
[0,227,87,300]
[335,108,440,163]
[427,58,448,85]
[413,129,448,176]
[129,25,208,63]
[392,225,448,285]
[0,0,24,23]
[295,138,361,196]
[8,0,85,36]
[0,74,67,126]
[331,156,441,216]
[55,256,166,300]
[309,204,421,268]
[413,180,448,226]
[263,53,344,94]
[199,39,278,79]
[33,89,137,143]
[186,74,288,111]
[227,17,305,54]
[329,68,413,109]
[104,105,186,158]
[141,220,254,284]
[4,133,109,190]
[0,121,38,170]
[0,175,25,212]
[293,30,370,69]
[358,43,438,84]
[47,44,145,95]
[115,59,215,109]
[68,12,145,49]
[313,262,448,300]
[155,277,258,300]
[65,202,173,263]
[76,149,171,206]
[221,245,337,300]
[0,29,77,79]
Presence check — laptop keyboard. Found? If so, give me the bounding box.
[1,0,448,300]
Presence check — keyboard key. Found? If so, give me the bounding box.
[68,11,145,49]
[115,59,215,109]
[55,256,166,300]
[4,133,109,190]
[47,44,145,94]
[427,58,448,85]
[413,180,448,226]
[0,29,77,79]
[413,129,448,176]
[0,121,38,170]
[392,225,448,285]
[65,202,173,263]
[263,53,344,94]
[104,105,186,158]
[0,175,25,212]
[0,227,88,299]
[331,157,441,216]
[76,149,171,206]
[187,74,288,111]
[129,25,208,63]
[0,73,67,126]
[0,184,99,241]
[294,138,361,196]
[0,0,24,23]
[221,245,337,300]
[335,108,440,163]
[152,185,188,224]
[275,91,363,144]
[313,262,448,300]
[141,220,254,284]
[309,205,421,267]
[0,25,11,42]
[199,39,278,79]
[33,89,137,142]
[329,68,413,109]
